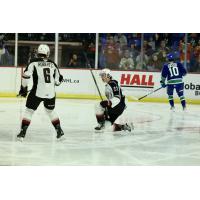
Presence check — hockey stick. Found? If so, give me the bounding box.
[138,86,163,100]
[127,96,139,101]
[19,66,24,122]
[90,69,103,101]
[83,52,103,101]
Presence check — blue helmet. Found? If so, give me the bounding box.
[167,53,174,61]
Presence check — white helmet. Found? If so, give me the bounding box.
[37,44,50,57]
[99,68,112,78]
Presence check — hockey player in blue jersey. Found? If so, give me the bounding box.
[160,53,187,111]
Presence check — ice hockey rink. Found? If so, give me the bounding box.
[0,97,200,166]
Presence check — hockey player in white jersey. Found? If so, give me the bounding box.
[95,68,133,133]
[17,44,64,141]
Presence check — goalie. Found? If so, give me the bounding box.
[95,68,133,133]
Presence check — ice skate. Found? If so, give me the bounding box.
[94,122,105,133]
[56,126,64,140]
[17,129,26,142]
[183,106,187,112]
[122,123,134,133]
[170,106,175,112]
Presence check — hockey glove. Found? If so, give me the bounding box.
[59,74,64,82]
[160,80,166,88]
[18,86,28,97]
[100,100,112,108]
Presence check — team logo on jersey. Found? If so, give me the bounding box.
[120,73,155,88]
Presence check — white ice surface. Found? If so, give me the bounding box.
[0,98,200,166]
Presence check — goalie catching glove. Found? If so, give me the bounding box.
[18,86,28,97]
[100,100,112,108]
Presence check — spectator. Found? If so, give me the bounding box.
[179,41,192,71]
[148,36,155,51]
[104,36,120,69]
[119,49,134,70]
[28,48,37,62]
[114,33,127,48]
[0,34,5,41]
[6,46,14,65]
[99,48,106,69]
[114,41,123,58]
[67,53,81,68]
[0,41,12,66]
[135,51,149,70]
[159,40,170,52]
[129,43,139,61]
[127,33,141,48]
[193,39,200,58]
[143,40,153,56]
[86,42,95,67]
[155,34,169,47]
[190,54,200,72]
[189,33,198,47]
[157,40,170,66]
[88,42,95,52]
[148,53,162,71]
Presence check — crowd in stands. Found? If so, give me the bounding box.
[1,33,200,72]
[98,33,200,72]
[0,33,95,67]
[0,33,95,43]
[0,34,14,66]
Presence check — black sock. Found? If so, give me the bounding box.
[52,118,61,129]
[21,119,30,131]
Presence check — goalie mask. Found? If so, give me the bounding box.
[37,44,50,57]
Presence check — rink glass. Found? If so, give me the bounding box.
[0,33,199,73]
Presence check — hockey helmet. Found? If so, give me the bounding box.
[99,68,112,78]
[38,44,50,57]
[167,53,174,61]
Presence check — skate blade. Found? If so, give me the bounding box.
[113,127,134,136]
[94,130,104,133]
[57,136,65,141]
[129,123,134,133]
[113,131,129,136]
[17,137,24,142]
